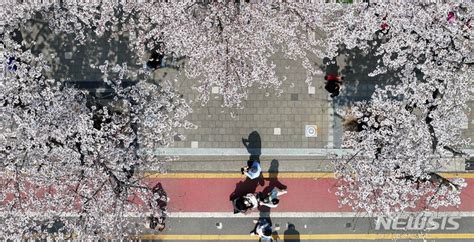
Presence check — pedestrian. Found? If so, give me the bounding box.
[145,51,165,70]
[241,159,261,180]
[147,214,166,231]
[324,74,343,82]
[250,218,273,241]
[380,22,389,33]
[324,74,343,98]
[151,183,168,210]
[233,193,258,214]
[258,187,288,208]
[7,56,18,72]
[447,11,456,23]
[147,183,168,231]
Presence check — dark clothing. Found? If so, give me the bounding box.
[250,218,273,241]
[146,52,165,69]
[324,74,343,97]
[233,194,258,214]
[325,80,341,97]
[7,57,18,71]
[152,183,168,210]
[149,215,165,229]
[233,197,248,213]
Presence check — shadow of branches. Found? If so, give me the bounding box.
[21,17,138,93]
[320,40,401,108]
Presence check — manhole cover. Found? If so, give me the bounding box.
[305,125,318,137]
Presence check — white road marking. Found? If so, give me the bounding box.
[3,211,474,218]
[167,211,474,218]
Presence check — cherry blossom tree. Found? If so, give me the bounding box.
[1,27,193,239]
[1,0,472,227]
[152,1,331,108]
[8,1,336,108]
[331,2,473,215]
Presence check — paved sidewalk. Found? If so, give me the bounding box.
[153,51,474,151]
[18,18,474,152]
[158,59,334,150]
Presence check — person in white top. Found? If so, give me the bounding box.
[250,218,273,241]
[244,193,258,209]
[232,193,258,214]
[258,187,288,208]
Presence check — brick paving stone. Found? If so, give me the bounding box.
[20,19,473,151]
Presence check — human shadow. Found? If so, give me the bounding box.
[258,159,287,213]
[229,131,265,202]
[242,131,262,162]
[229,177,262,201]
[267,159,287,190]
[283,223,300,242]
[242,131,265,186]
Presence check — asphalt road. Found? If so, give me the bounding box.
[141,216,474,241]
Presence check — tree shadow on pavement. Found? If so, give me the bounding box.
[19,11,176,101]
[318,41,400,109]
[333,43,400,108]
[319,42,401,148]
[21,18,124,84]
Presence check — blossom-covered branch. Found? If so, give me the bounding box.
[1,30,192,238]
[333,2,473,215]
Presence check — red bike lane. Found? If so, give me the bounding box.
[155,177,474,213]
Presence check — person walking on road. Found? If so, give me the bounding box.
[148,214,166,231]
[145,51,165,70]
[233,193,258,214]
[250,217,273,241]
[241,159,261,180]
[258,187,288,208]
[147,183,168,231]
